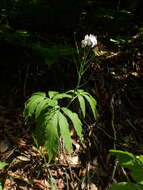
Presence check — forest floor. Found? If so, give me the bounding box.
[0,7,143,190]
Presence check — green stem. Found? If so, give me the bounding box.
[66,95,78,109]
[75,47,91,89]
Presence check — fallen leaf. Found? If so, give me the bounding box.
[89,183,98,190]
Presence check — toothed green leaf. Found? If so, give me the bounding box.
[62,107,83,142]
[24,92,46,118]
[67,89,97,119]
[77,94,86,118]
[58,112,72,153]
[81,92,97,119]
[48,91,59,99]
[44,111,59,162]
[67,89,84,95]
[53,93,72,100]
[35,98,57,119]
[34,107,52,145]
[76,89,84,93]
[48,91,72,100]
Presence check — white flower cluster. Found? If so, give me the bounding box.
[81,34,97,48]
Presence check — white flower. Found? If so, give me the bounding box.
[81,34,97,48]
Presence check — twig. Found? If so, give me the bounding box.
[110,93,117,150]
[87,162,90,190]
[64,172,70,190]
[111,159,118,180]
[110,93,118,181]
[97,126,115,140]
[121,166,130,182]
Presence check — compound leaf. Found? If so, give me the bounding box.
[110,150,143,185]
[109,149,135,168]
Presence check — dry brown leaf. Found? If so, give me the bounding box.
[4,178,16,190]
[67,155,80,165]
[89,183,98,190]
[56,179,65,190]
[79,168,86,177]
[33,179,50,190]
[17,155,31,162]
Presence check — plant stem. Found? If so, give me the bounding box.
[75,47,91,89]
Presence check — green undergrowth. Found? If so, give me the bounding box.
[24,89,96,162]
[108,150,143,190]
